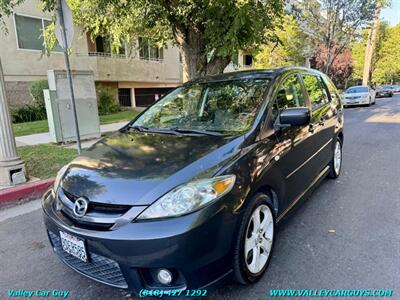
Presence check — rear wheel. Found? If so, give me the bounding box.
[329,138,342,178]
[233,194,275,285]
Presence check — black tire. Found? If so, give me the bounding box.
[329,138,342,179]
[233,193,275,285]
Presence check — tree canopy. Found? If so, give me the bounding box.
[352,22,400,84]
[254,15,309,69]
[294,0,379,73]
[40,0,284,81]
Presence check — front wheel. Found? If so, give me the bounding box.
[233,194,275,285]
[329,138,342,178]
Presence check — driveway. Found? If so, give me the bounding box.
[1,96,399,299]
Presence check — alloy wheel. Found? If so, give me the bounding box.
[244,204,274,274]
[333,140,342,175]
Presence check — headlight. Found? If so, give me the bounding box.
[137,175,236,220]
[53,165,68,194]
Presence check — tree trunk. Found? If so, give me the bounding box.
[174,27,231,82]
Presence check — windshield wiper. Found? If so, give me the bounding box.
[128,125,149,132]
[169,127,224,136]
[129,125,183,136]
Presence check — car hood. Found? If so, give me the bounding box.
[343,92,368,98]
[60,131,243,205]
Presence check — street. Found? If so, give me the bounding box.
[1,95,399,300]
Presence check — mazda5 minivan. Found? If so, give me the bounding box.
[42,67,344,295]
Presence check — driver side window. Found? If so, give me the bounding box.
[271,73,306,124]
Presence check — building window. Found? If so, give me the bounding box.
[138,37,164,61]
[243,54,253,66]
[14,14,62,51]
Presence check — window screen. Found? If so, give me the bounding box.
[15,14,43,50]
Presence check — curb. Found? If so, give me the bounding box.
[0,178,54,207]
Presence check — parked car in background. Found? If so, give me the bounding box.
[42,67,344,296]
[342,86,375,106]
[376,85,394,98]
[391,85,400,93]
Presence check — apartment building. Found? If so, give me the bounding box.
[0,0,183,110]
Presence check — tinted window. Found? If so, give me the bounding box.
[302,74,329,109]
[134,79,269,135]
[346,86,368,93]
[270,74,305,124]
[15,14,43,50]
[322,75,340,105]
[275,74,306,109]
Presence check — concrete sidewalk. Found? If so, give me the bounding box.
[15,121,128,147]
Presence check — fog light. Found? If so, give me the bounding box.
[157,269,173,285]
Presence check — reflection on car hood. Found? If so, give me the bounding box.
[60,131,242,205]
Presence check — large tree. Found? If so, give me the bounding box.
[351,22,388,82]
[314,45,353,87]
[254,15,309,69]
[40,0,284,81]
[293,0,378,74]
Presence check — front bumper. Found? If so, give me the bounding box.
[42,191,237,293]
[343,98,369,106]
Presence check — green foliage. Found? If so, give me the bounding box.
[51,0,284,79]
[295,0,378,73]
[11,104,47,123]
[97,85,120,115]
[0,0,24,31]
[352,23,400,84]
[11,79,49,123]
[254,15,309,68]
[29,80,49,109]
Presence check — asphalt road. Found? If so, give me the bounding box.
[1,95,399,300]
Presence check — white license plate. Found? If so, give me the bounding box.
[60,231,88,262]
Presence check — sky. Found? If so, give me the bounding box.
[381,0,400,25]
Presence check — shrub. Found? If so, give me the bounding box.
[12,104,47,123]
[11,80,50,123]
[97,85,120,115]
[30,80,49,110]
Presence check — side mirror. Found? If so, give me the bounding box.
[279,107,310,126]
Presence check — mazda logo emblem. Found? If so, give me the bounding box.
[73,197,89,217]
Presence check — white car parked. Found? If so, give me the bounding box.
[342,86,376,107]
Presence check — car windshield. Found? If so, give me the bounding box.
[346,87,368,93]
[132,79,269,136]
[383,85,393,89]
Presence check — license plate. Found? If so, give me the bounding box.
[60,231,88,262]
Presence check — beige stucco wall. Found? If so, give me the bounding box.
[0,0,182,108]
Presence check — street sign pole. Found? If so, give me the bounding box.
[57,0,81,154]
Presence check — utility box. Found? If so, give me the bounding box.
[44,70,100,143]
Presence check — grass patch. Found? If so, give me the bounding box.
[12,119,49,137]
[12,110,139,137]
[18,144,78,179]
[99,110,139,124]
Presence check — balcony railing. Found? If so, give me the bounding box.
[76,52,164,62]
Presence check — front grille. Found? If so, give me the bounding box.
[63,189,131,215]
[57,188,133,231]
[48,231,128,288]
[59,210,114,231]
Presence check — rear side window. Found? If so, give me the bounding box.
[322,75,341,105]
[302,74,329,110]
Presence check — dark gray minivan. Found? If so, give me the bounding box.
[42,67,344,296]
